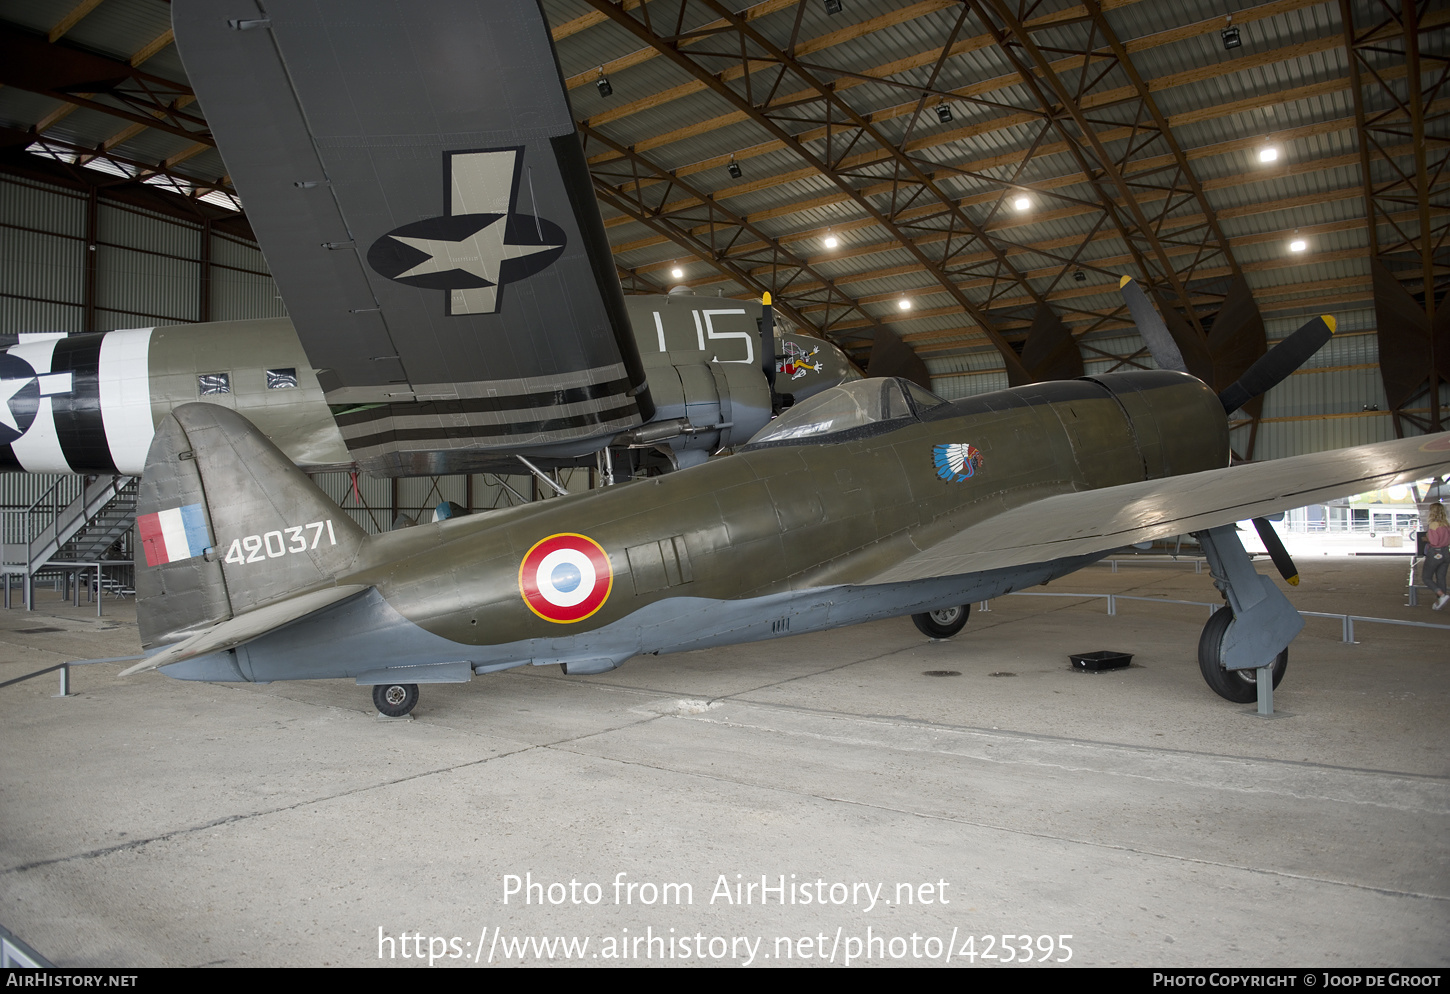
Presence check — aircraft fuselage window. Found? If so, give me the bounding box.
[198,372,231,396]
[266,368,299,390]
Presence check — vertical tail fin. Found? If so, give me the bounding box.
[137,403,365,647]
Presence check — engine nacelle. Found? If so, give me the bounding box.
[1084,370,1230,480]
[638,361,773,467]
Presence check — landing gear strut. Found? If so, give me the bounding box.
[912,604,970,639]
[373,682,419,717]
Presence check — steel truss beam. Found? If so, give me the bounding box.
[582,0,1036,382]
[960,0,1270,454]
[12,131,237,207]
[580,121,883,347]
[1342,0,1449,435]
[965,0,1242,323]
[0,26,212,148]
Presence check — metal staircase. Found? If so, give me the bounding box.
[53,477,137,564]
[26,475,137,568]
[3,475,138,607]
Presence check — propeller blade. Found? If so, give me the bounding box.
[1252,517,1299,586]
[1119,276,1189,374]
[759,291,777,390]
[1219,314,1336,414]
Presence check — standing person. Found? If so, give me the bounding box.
[1424,503,1450,610]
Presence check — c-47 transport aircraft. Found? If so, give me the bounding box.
[1,0,866,480]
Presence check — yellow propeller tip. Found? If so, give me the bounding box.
[1118,275,1133,288]
[762,292,772,305]
[1288,575,1300,586]
[1322,314,1335,333]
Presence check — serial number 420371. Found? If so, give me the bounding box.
[223,520,336,564]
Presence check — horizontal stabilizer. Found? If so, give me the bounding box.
[868,433,1450,584]
[122,585,372,675]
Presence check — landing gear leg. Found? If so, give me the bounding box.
[373,683,419,717]
[1193,526,1303,709]
[912,604,970,639]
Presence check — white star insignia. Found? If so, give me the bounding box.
[391,220,560,282]
[0,376,32,435]
[390,218,561,316]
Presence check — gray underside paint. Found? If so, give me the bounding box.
[157,551,1104,684]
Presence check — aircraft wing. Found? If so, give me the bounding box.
[119,584,372,675]
[868,433,1450,584]
[172,0,651,473]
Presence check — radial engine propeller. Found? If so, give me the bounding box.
[1117,276,1333,586]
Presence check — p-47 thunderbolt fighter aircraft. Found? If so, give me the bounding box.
[122,342,1450,712]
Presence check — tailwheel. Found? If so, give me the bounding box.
[373,682,419,717]
[1197,606,1287,703]
[912,604,970,639]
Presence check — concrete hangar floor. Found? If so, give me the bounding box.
[0,556,1445,968]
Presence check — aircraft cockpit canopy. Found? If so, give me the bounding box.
[745,377,949,448]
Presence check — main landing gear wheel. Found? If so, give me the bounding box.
[912,604,970,639]
[373,683,419,717]
[1197,606,1287,704]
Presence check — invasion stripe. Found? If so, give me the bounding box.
[97,328,155,476]
[331,378,635,427]
[50,333,117,474]
[340,403,642,452]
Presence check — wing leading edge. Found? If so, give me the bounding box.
[868,433,1450,584]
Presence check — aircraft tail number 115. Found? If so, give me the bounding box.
[223,520,337,564]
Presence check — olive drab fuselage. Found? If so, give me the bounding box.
[341,371,1228,652]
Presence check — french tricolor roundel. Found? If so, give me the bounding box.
[519,533,613,624]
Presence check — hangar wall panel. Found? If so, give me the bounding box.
[0,177,85,336]
[2,178,284,335]
[209,267,287,322]
[209,234,286,322]
[95,204,201,327]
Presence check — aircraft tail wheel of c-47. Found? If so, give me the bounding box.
[1197,606,1287,704]
[912,604,970,639]
[373,683,419,718]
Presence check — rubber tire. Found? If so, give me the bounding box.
[1197,606,1287,704]
[912,604,970,639]
[373,683,419,717]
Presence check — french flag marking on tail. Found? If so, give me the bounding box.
[137,503,211,567]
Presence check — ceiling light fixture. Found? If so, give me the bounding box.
[823,0,843,14]
[936,103,954,124]
[1074,269,1086,283]
[1289,238,1307,253]
[727,154,742,180]
[595,69,612,98]
[823,229,839,249]
[1221,15,1241,50]
[1013,195,1031,212]
[670,265,684,279]
[898,297,912,311]
[1258,147,1278,163]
